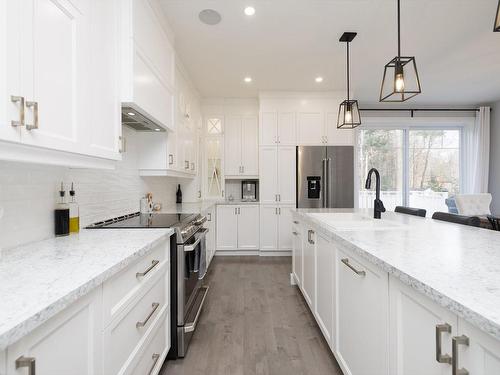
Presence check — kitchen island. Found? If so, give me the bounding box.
[291,208,500,375]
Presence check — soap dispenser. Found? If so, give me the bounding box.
[54,182,70,237]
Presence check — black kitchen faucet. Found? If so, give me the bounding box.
[365,168,386,219]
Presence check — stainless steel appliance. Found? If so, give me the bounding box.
[296,146,354,208]
[86,212,209,358]
[241,180,258,201]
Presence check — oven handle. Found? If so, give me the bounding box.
[184,286,209,333]
[184,228,208,252]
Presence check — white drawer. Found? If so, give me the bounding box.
[103,240,169,324]
[104,272,167,375]
[125,317,168,375]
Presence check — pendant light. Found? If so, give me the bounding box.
[337,32,361,129]
[380,0,421,102]
[495,0,500,32]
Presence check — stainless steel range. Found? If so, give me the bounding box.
[87,212,210,358]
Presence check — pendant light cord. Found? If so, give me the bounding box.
[397,0,401,57]
[346,41,350,101]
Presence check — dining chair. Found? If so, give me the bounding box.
[394,206,427,218]
[431,212,481,227]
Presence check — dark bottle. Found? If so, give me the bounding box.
[176,184,182,204]
[55,182,70,237]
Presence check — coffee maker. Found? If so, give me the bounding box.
[241,180,258,201]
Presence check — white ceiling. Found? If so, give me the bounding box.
[160,0,500,105]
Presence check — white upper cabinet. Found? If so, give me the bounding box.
[259,111,296,146]
[297,112,324,145]
[277,112,296,145]
[0,0,21,143]
[225,115,258,177]
[121,0,175,131]
[277,146,296,205]
[325,112,354,146]
[259,146,296,205]
[260,112,278,145]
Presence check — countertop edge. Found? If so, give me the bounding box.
[292,210,500,342]
[0,229,174,351]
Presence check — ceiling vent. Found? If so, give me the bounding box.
[199,9,222,25]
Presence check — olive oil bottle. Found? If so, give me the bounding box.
[54,182,70,237]
[69,183,80,233]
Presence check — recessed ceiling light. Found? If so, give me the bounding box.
[127,112,135,116]
[154,128,161,132]
[244,77,252,83]
[199,9,222,25]
[244,6,255,16]
[315,77,324,83]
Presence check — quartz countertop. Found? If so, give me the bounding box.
[292,208,500,341]
[0,228,174,350]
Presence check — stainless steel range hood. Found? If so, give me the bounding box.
[121,106,166,132]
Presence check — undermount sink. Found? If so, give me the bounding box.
[308,212,405,231]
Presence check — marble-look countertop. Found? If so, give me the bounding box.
[0,228,173,350]
[292,208,500,341]
[159,200,259,214]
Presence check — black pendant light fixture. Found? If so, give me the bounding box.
[380,0,421,102]
[495,0,500,32]
[337,32,361,129]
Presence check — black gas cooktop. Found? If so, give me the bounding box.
[86,212,194,229]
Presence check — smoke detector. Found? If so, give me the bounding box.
[199,9,222,25]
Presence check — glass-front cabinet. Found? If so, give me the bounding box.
[204,116,225,199]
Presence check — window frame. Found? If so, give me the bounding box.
[355,116,473,210]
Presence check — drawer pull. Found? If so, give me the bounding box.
[136,260,160,278]
[148,353,160,375]
[341,258,366,276]
[136,302,160,328]
[452,335,470,375]
[435,323,452,364]
[15,356,35,375]
[293,220,299,224]
[292,231,299,236]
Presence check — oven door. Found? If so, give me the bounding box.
[177,228,209,356]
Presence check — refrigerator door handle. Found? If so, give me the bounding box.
[322,158,327,208]
[326,157,332,207]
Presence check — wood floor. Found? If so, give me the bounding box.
[161,256,342,375]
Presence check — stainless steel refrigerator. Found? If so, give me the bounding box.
[296,146,354,208]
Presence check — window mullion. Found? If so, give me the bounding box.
[402,129,409,206]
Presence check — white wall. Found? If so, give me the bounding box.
[0,127,198,251]
[489,100,500,213]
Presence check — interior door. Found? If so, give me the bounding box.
[237,205,259,250]
[326,146,354,208]
[21,0,88,153]
[277,146,296,205]
[0,0,22,142]
[225,115,242,176]
[241,115,258,176]
[259,146,278,204]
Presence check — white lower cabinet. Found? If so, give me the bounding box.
[4,237,171,375]
[259,205,294,252]
[315,232,335,348]
[6,288,103,375]
[389,277,457,375]
[337,248,389,375]
[216,205,259,252]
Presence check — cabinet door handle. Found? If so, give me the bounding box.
[15,356,35,375]
[25,101,39,130]
[119,136,126,153]
[292,231,299,236]
[168,154,174,165]
[136,260,160,278]
[307,230,315,244]
[191,162,195,171]
[278,207,281,215]
[452,335,469,375]
[278,194,281,202]
[435,323,453,364]
[242,165,244,173]
[293,220,299,224]
[10,95,25,127]
[148,353,161,375]
[208,213,212,221]
[341,258,366,276]
[185,161,190,170]
[136,302,160,328]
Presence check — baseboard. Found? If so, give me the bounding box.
[214,250,292,257]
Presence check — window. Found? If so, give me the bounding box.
[358,127,462,215]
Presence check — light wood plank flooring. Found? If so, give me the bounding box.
[161,256,342,375]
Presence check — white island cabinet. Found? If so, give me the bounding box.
[292,209,500,375]
[1,234,171,375]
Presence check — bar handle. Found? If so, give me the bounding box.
[452,335,469,375]
[136,302,160,328]
[292,231,299,236]
[207,213,212,222]
[10,95,25,127]
[341,258,366,276]
[435,323,452,364]
[15,356,35,375]
[25,101,39,130]
[147,353,160,375]
[293,220,299,224]
[136,260,160,278]
[168,154,174,165]
[307,230,315,244]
